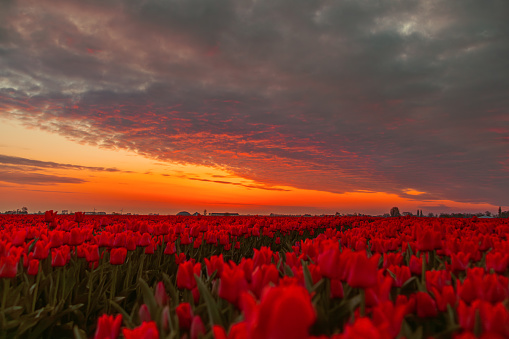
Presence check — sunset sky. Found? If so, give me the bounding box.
[0,0,507,215]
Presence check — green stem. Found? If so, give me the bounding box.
[110,265,118,300]
[86,270,95,318]
[1,279,8,339]
[109,266,118,313]
[124,254,132,290]
[32,264,41,312]
[61,265,66,305]
[360,288,365,317]
[53,269,61,307]
[421,253,427,287]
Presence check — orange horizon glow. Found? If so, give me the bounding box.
[0,119,502,215]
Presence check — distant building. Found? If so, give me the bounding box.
[177,211,192,216]
[402,212,413,216]
[192,212,201,216]
[209,212,239,216]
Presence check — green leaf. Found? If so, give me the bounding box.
[195,274,223,328]
[139,278,158,320]
[284,264,294,277]
[301,261,314,293]
[401,276,417,290]
[109,299,134,328]
[73,325,87,339]
[28,237,39,253]
[28,304,83,339]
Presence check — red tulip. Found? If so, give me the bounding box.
[409,255,423,275]
[74,212,84,223]
[44,210,57,223]
[246,285,316,339]
[110,248,127,265]
[343,317,387,339]
[0,255,18,278]
[347,252,380,288]
[387,265,411,288]
[69,228,84,246]
[139,304,151,322]
[317,246,342,279]
[431,286,456,312]
[164,242,176,255]
[330,278,344,299]
[251,264,279,298]
[86,245,100,262]
[176,302,193,330]
[416,227,441,251]
[11,230,27,246]
[122,321,159,339]
[205,254,225,278]
[219,264,248,306]
[416,292,438,318]
[94,314,122,339]
[155,282,169,307]
[27,259,39,276]
[372,301,408,338]
[51,246,70,267]
[190,316,206,339]
[33,241,50,259]
[177,261,201,290]
[450,252,470,272]
[486,251,509,273]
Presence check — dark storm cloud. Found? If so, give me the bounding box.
[1,0,508,206]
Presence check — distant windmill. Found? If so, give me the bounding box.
[120,208,123,215]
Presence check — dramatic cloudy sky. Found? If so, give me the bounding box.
[0,0,507,214]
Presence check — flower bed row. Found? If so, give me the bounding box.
[0,213,508,338]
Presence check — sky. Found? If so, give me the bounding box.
[0,0,508,215]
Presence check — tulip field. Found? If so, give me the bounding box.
[1,213,508,338]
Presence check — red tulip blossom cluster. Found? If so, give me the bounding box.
[0,213,508,338]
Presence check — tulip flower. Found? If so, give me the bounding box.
[416,292,438,318]
[155,281,169,307]
[346,252,380,288]
[431,286,457,312]
[164,242,176,255]
[450,252,471,272]
[122,321,159,339]
[176,302,193,330]
[387,265,411,288]
[51,246,70,267]
[219,264,248,305]
[177,261,201,290]
[110,248,127,265]
[94,314,122,339]
[27,259,39,276]
[245,285,316,339]
[74,212,84,224]
[0,255,18,278]
[251,264,279,298]
[190,316,206,339]
[317,246,342,279]
[205,254,225,278]
[139,304,151,322]
[33,241,50,260]
[343,317,387,339]
[44,210,57,223]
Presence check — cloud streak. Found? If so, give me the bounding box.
[0,0,508,207]
[0,154,126,172]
